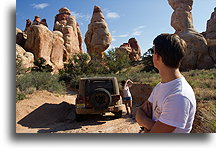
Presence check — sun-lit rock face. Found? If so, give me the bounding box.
[168,0,214,70]
[54,7,83,62]
[84,5,112,62]
[117,38,142,61]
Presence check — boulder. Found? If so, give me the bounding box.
[24,25,53,65]
[130,83,153,106]
[84,6,112,62]
[51,31,64,70]
[16,44,34,69]
[53,7,83,61]
[206,8,216,39]
[168,0,214,70]
[16,28,26,48]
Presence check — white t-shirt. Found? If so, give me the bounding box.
[148,77,196,133]
[123,85,132,98]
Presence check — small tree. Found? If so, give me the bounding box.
[141,47,158,72]
[104,48,131,73]
[31,57,53,72]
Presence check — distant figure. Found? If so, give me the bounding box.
[24,19,32,33]
[32,16,41,25]
[121,79,133,118]
[40,19,48,27]
[136,33,196,133]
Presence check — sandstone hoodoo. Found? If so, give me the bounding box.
[168,0,214,70]
[22,7,84,72]
[118,38,141,62]
[206,8,216,40]
[128,38,142,61]
[54,7,83,61]
[84,5,112,62]
[205,8,216,63]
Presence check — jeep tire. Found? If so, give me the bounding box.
[90,88,112,111]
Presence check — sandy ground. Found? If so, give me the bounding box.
[16,90,140,133]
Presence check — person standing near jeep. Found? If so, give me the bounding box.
[121,79,133,118]
[136,33,196,133]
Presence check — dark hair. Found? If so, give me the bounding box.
[153,33,186,68]
[121,80,126,87]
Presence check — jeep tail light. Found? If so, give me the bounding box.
[77,96,85,104]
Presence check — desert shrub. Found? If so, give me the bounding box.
[16,57,26,75]
[16,72,65,95]
[16,91,26,101]
[31,57,53,72]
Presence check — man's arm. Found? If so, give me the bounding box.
[136,101,176,133]
[149,121,176,133]
[136,101,155,131]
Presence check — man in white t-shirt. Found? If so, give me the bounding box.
[136,33,196,133]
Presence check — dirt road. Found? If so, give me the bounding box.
[16,91,140,133]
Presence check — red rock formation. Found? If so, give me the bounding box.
[128,38,142,61]
[24,19,32,33]
[84,6,112,62]
[24,25,65,71]
[32,16,41,25]
[206,8,216,39]
[24,25,53,65]
[117,38,141,61]
[53,7,83,61]
[168,0,214,70]
[40,19,48,27]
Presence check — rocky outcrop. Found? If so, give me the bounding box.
[206,8,216,39]
[130,83,153,106]
[16,28,26,48]
[84,6,112,62]
[118,43,132,54]
[25,25,53,65]
[24,25,64,71]
[168,0,214,70]
[117,38,141,61]
[16,44,34,69]
[206,39,216,62]
[128,38,142,61]
[53,7,83,61]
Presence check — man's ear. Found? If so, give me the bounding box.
[155,53,161,61]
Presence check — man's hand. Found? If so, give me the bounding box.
[136,101,155,131]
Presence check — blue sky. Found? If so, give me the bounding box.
[16,0,215,54]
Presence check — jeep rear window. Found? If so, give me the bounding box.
[85,80,114,95]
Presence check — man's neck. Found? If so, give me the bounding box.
[159,67,183,83]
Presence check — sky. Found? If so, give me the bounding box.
[16,0,215,54]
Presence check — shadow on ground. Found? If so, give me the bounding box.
[17,101,125,133]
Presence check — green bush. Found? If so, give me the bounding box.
[16,57,26,75]
[16,72,65,95]
[31,57,53,72]
[16,91,26,102]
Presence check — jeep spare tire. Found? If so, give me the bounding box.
[90,88,112,111]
